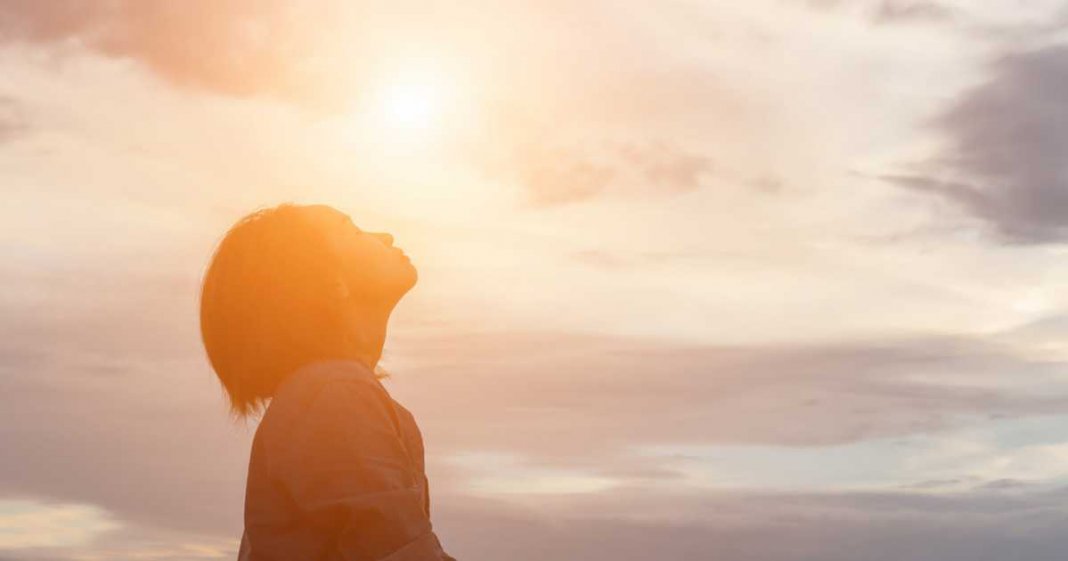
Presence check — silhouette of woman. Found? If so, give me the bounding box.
[200,204,456,560]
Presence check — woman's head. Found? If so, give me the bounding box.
[200,204,416,416]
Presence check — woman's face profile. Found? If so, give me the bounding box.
[304,205,418,303]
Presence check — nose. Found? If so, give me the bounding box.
[371,232,394,247]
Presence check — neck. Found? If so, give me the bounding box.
[344,301,395,371]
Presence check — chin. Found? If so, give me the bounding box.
[398,261,418,293]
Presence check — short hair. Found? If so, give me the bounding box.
[200,204,350,417]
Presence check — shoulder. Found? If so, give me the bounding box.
[254,360,410,472]
[258,360,385,436]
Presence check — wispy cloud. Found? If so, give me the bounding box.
[0,0,338,101]
[0,500,116,549]
[872,0,955,24]
[390,330,1068,464]
[434,486,1068,561]
[505,142,714,207]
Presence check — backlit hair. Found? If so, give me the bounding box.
[200,204,352,417]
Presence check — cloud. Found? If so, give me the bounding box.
[0,1,769,211]
[0,499,117,549]
[892,45,1068,243]
[3,244,1068,558]
[388,330,1068,466]
[570,248,715,269]
[0,96,27,143]
[619,143,713,194]
[505,142,713,207]
[872,0,954,24]
[2,510,240,561]
[800,0,954,24]
[0,0,342,101]
[517,149,615,207]
[433,487,1068,561]
[9,486,1068,560]
[5,255,1068,542]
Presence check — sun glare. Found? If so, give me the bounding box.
[380,82,440,131]
[366,63,460,140]
[336,54,475,154]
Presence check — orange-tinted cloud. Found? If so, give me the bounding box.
[0,0,344,101]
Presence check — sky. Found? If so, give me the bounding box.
[3,0,1068,559]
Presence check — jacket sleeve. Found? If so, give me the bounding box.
[267,377,452,561]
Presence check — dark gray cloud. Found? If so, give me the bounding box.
[892,45,1068,243]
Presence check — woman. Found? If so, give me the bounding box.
[200,204,456,560]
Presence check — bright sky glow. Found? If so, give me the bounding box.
[378,81,439,130]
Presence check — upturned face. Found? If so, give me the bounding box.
[302,205,418,305]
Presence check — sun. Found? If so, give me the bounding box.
[338,54,473,150]
[366,64,458,139]
[378,81,440,131]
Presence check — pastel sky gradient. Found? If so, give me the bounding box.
[4,1,1068,559]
